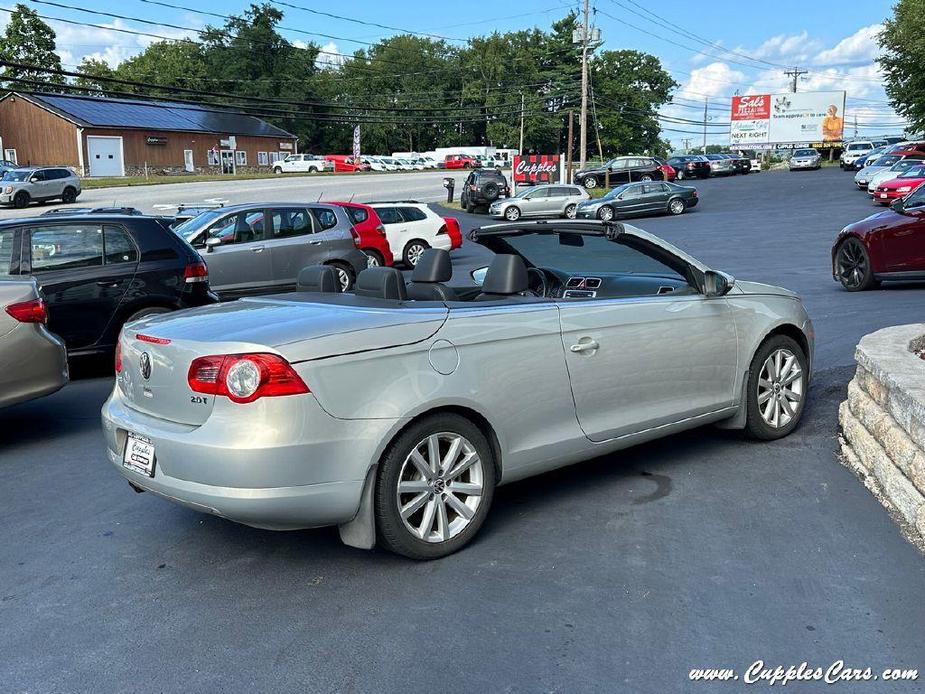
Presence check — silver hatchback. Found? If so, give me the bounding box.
[174,203,368,298]
[489,184,590,221]
[0,167,81,208]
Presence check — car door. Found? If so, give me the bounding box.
[49,169,69,197]
[881,202,925,272]
[23,222,136,350]
[200,209,274,298]
[641,183,670,213]
[521,187,550,217]
[613,185,646,216]
[266,207,318,291]
[556,238,738,442]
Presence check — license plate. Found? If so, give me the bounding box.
[123,433,156,477]
[880,193,888,199]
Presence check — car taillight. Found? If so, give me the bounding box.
[183,261,208,284]
[187,353,309,404]
[350,226,361,247]
[114,341,122,373]
[5,298,47,323]
[692,191,698,197]
[469,184,477,191]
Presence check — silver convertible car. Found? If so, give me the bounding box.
[102,221,814,560]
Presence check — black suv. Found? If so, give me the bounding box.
[460,169,510,212]
[573,156,665,189]
[0,214,217,357]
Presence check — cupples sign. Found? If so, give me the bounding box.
[513,154,560,184]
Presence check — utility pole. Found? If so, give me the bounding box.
[784,67,808,93]
[579,0,590,170]
[518,92,525,154]
[702,97,709,153]
[567,110,574,182]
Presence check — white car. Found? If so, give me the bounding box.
[420,156,439,169]
[272,154,332,174]
[369,202,453,267]
[379,157,401,172]
[362,157,389,172]
[841,141,875,170]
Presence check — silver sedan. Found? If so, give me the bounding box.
[1,278,68,408]
[489,184,590,221]
[102,221,814,559]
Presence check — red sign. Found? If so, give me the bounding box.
[731,95,771,121]
[513,154,560,184]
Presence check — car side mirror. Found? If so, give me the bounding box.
[471,267,488,286]
[703,270,734,297]
[205,237,222,252]
[29,176,39,183]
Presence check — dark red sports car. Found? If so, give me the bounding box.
[832,186,925,290]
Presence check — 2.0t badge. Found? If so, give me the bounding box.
[139,352,152,380]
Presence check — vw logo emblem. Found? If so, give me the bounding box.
[139,352,152,380]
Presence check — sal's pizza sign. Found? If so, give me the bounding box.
[513,154,560,184]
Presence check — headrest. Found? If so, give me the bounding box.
[411,248,453,283]
[355,266,408,300]
[481,254,528,295]
[297,265,341,293]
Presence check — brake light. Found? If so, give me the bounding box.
[136,334,171,345]
[187,353,309,404]
[183,261,208,284]
[115,341,122,373]
[469,184,477,191]
[349,226,361,248]
[5,298,47,323]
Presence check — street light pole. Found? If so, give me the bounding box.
[702,97,709,154]
[579,0,590,170]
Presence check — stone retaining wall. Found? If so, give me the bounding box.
[838,324,925,552]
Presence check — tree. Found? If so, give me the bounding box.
[879,0,925,133]
[72,58,115,94]
[0,4,65,88]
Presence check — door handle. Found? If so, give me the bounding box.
[308,240,323,245]
[96,280,120,288]
[570,339,599,353]
[251,246,265,253]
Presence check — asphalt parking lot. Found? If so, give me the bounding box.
[3,167,925,693]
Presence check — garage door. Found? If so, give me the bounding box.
[87,136,124,177]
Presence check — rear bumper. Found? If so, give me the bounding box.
[101,389,398,530]
[0,323,68,408]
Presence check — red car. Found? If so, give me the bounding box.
[327,201,394,267]
[441,215,462,250]
[444,154,480,170]
[654,158,677,182]
[832,185,925,290]
[872,165,925,204]
[324,155,371,173]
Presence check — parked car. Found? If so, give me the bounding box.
[420,156,439,169]
[327,201,394,267]
[444,154,480,170]
[361,157,389,172]
[0,277,68,408]
[851,145,887,172]
[574,156,667,189]
[865,157,925,193]
[271,154,332,174]
[368,202,459,267]
[489,184,589,221]
[704,154,736,176]
[719,153,751,174]
[653,157,678,181]
[667,155,711,180]
[855,152,925,190]
[832,185,925,290]
[0,214,216,356]
[174,203,368,296]
[324,155,370,173]
[103,220,813,559]
[576,181,698,221]
[871,165,925,204]
[841,141,875,170]
[1,167,81,208]
[40,206,144,217]
[379,157,402,171]
[460,169,510,212]
[789,148,822,171]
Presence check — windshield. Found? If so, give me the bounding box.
[847,143,871,152]
[2,169,34,181]
[173,209,225,238]
[902,184,925,209]
[793,149,816,157]
[602,184,634,200]
[900,166,925,178]
[872,155,901,167]
[891,159,921,171]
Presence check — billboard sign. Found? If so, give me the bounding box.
[513,154,559,184]
[730,91,846,148]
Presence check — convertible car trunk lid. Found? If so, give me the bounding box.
[118,297,448,425]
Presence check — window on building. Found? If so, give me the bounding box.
[235,151,247,166]
[207,149,219,166]
[4,149,17,165]
[269,152,280,164]
[257,151,269,166]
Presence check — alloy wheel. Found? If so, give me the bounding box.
[598,205,614,221]
[669,199,685,215]
[564,204,577,219]
[364,252,381,268]
[504,206,521,221]
[836,239,868,289]
[583,177,597,189]
[406,243,426,267]
[757,348,804,429]
[335,267,351,291]
[396,433,484,543]
[641,175,653,181]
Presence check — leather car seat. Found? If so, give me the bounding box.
[297,265,342,293]
[406,249,458,301]
[475,254,532,301]
[354,267,408,300]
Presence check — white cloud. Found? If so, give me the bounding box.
[48,17,198,69]
[314,41,345,69]
[814,24,883,67]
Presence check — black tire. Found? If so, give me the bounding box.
[328,262,354,291]
[582,176,598,190]
[834,237,878,291]
[668,198,685,215]
[13,191,29,209]
[597,205,615,221]
[363,249,384,268]
[61,187,77,204]
[504,206,521,221]
[744,335,808,440]
[273,166,283,174]
[482,182,499,201]
[465,203,476,213]
[641,174,653,182]
[564,203,577,219]
[375,413,496,560]
[676,170,685,181]
[403,240,429,268]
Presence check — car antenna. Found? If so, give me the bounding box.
[317,192,323,202]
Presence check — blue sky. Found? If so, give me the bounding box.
[4,0,901,145]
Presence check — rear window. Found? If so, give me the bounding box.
[0,229,14,274]
[345,206,369,224]
[847,143,871,151]
[103,227,138,264]
[374,207,403,225]
[29,224,104,272]
[399,207,427,222]
[310,208,338,230]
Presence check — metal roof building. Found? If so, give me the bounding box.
[0,92,299,176]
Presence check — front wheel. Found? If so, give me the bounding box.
[835,237,878,291]
[504,206,521,221]
[597,205,614,221]
[582,177,598,190]
[273,166,283,174]
[403,240,429,268]
[61,187,77,204]
[564,203,577,219]
[375,414,496,559]
[13,191,29,209]
[668,198,685,215]
[641,174,653,182]
[745,336,808,440]
[363,250,384,268]
[676,170,685,180]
